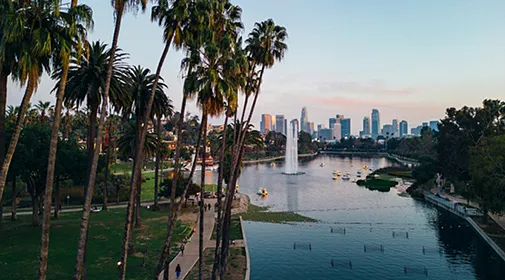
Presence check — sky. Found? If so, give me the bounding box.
[6,0,505,134]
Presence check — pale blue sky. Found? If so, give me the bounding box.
[7,0,505,133]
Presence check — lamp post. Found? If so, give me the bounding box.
[66,195,70,207]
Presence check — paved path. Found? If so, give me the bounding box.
[159,200,216,280]
[431,188,505,231]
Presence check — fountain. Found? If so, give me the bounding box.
[282,124,304,175]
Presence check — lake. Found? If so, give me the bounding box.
[196,155,505,279]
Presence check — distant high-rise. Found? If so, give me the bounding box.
[392,119,399,136]
[341,118,351,137]
[318,129,333,142]
[371,109,380,139]
[399,120,408,137]
[429,120,439,132]
[362,117,370,135]
[260,114,272,133]
[332,123,342,141]
[422,122,428,127]
[309,122,315,135]
[300,107,309,132]
[381,124,393,137]
[284,119,288,135]
[329,118,336,129]
[317,124,325,131]
[291,119,299,133]
[275,115,285,134]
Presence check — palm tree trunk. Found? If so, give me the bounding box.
[198,114,207,280]
[38,63,70,280]
[11,177,17,221]
[87,104,98,179]
[73,4,124,279]
[0,70,7,170]
[103,145,110,211]
[154,117,162,211]
[54,180,60,219]
[220,65,266,277]
[211,115,228,280]
[120,33,172,280]
[157,112,202,280]
[0,77,36,203]
[134,118,143,228]
[135,171,142,228]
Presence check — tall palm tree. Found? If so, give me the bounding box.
[74,1,147,279]
[220,19,288,277]
[35,101,54,122]
[38,2,93,279]
[123,65,168,227]
[59,41,129,176]
[0,0,54,204]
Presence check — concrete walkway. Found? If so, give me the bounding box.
[431,188,505,231]
[159,200,216,280]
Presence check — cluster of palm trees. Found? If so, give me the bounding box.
[0,0,287,279]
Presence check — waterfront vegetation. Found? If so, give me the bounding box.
[185,248,246,280]
[241,203,317,223]
[212,216,243,240]
[0,207,192,280]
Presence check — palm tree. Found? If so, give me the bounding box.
[122,65,168,228]
[0,0,54,205]
[74,1,147,279]
[220,19,288,277]
[35,101,54,122]
[38,2,93,279]
[59,41,129,177]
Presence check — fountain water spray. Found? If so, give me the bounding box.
[283,123,304,175]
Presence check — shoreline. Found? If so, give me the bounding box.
[243,152,318,164]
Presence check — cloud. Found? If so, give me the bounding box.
[318,80,415,96]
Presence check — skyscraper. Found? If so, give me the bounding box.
[291,119,300,133]
[260,114,272,133]
[275,115,285,134]
[332,123,342,141]
[371,109,380,139]
[362,117,370,135]
[309,122,314,135]
[300,107,308,132]
[381,124,393,137]
[392,119,399,136]
[329,118,336,129]
[341,118,351,137]
[429,120,439,132]
[317,124,325,131]
[399,120,408,137]
[284,119,288,135]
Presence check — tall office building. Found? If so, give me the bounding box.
[429,120,439,132]
[317,124,325,131]
[399,120,408,137]
[362,117,370,135]
[284,119,288,135]
[392,119,399,136]
[300,107,309,132]
[275,115,285,134]
[291,119,300,133]
[260,114,272,133]
[309,122,315,135]
[318,129,332,142]
[422,122,428,127]
[371,109,380,139]
[381,124,393,137]
[329,117,336,129]
[341,118,351,137]
[332,123,342,141]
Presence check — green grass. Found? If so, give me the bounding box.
[112,161,172,174]
[211,216,243,240]
[241,202,318,223]
[141,173,156,201]
[185,248,245,280]
[0,207,192,280]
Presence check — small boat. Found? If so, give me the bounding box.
[357,174,361,178]
[345,171,350,175]
[332,170,339,174]
[369,168,373,171]
[320,163,324,167]
[351,178,356,183]
[357,170,362,174]
[342,174,350,180]
[257,188,268,196]
[332,174,339,180]
[271,162,276,167]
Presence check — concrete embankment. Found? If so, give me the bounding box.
[243,153,318,164]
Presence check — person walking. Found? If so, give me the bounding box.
[175,264,181,279]
[180,244,185,256]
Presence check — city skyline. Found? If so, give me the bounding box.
[5,0,503,135]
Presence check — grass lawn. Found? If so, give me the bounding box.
[211,216,243,240]
[112,161,172,174]
[0,207,193,280]
[185,248,246,280]
[241,203,318,223]
[141,173,156,201]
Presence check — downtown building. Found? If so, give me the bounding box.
[399,120,408,137]
[260,114,273,134]
[275,114,286,135]
[371,109,380,139]
[300,107,309,133]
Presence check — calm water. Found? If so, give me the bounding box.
[197,155,505,279]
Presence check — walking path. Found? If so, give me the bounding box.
[159,200,216,280]
[431,188,505,231]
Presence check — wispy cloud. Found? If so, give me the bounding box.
[318,80,415,96]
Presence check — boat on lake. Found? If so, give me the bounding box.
[342,174,350,180]
[257,188,268,196]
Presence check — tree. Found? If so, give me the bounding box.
[74,1,148,279]
[470,135,505,223]
[35,101,54,122]
[221,18,288,277]
[60,41,129,178]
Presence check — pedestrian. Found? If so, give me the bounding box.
[175,264,181,279]
[180,244,185,256]
[208,203,211,211]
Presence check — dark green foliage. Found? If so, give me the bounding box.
[159,174,199,199]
